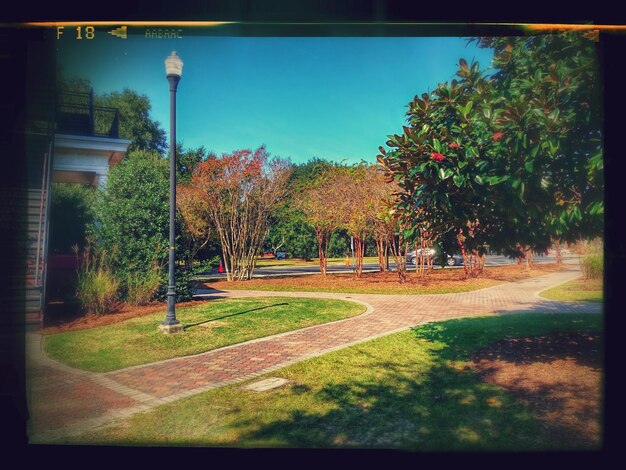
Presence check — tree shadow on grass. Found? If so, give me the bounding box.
[183,303,289,330]
[234,361,549,451]
[472,331,603,369]
[231,314,602,451]
[493,299,602,315]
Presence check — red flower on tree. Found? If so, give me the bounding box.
[492,132,504,142]
[448,142,460,150]
[430,152,445,162]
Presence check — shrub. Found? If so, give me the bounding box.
[580,252,603,280]
[156,267,194,303]
[192,256,221,275]
[75,246,120,314]
[49,183,96,254]
[92,150,170,282]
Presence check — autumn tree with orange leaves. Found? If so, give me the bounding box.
[332,165,391,278]
[294,167,344,276]
[181,146,291,281]
[176,184,213,270]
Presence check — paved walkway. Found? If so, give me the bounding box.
[26,266,601,444]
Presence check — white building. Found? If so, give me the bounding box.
[24,89,131,326]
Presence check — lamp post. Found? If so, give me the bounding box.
[159,51,184,334]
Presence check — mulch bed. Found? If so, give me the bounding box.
[42,298,208,335]
[43,263,565,335]
[471,331,603,449]
[204,263,565,292]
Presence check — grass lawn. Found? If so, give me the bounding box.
[73,313,602,451]
[539,278,603,302]
[202,264,564,295]
[43,297,365,372]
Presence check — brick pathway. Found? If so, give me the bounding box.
[26,266,601,443]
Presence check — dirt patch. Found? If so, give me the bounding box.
[204,263,565,293]
[472,331,603,449]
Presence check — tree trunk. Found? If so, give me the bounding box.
[317,230,327,276]
[389,234,407,283]
[477,251,486,274]
[354,237,362,278]
[554,240,563,265]
[457,230,469,278]
[523,245,533,269]
[376,235,386,272]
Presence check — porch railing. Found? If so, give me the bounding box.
[56,89,120,138]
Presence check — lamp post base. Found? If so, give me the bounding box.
[158,323,184,334]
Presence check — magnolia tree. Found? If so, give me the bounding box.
[182,146,291,281]
[378,31,602,277]
[378,63,498,277]
[475,33,603,265]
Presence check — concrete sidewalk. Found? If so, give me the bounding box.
[26,266,601,444]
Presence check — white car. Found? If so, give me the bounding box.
[406,249,463,266]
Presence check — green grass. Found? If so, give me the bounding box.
[43,297,365,372]
[73,313,602,450]
[539,278,603,302]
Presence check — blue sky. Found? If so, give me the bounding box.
[57,31,494,164]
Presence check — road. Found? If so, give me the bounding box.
[195,252,580,280]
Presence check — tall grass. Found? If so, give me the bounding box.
[125,264,162,306]
[75,244,120,314]
[580,252,603,280]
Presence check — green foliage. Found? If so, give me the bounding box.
[580,252,603,280]
[378,31,603,263]
[155,267,194,303]
[288,157,336,193]
[328,230,349,258]
[266,216,317,260]
[95,88,167,154]
[75,246,120,315]
[265,158,341,261]
[49,183,96,254]
[192,256,222,275]
[92,149,194,303]
[58,73,167,154]
[175,144,215,184]
[93,149,170,281]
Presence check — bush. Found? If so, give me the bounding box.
[580,252,603,280]
[156,267,194,303]
[192,256,221,275]
[49,183,96,254]
[92,150,170,282]
[75,246,120,314]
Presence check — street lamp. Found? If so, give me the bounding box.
[159,51,184,334]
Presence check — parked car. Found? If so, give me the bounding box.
[406,249,463,266]
[275,251,287,260]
